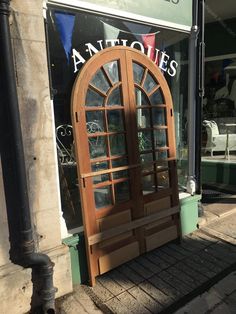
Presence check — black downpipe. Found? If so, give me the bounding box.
[195,0,205,194]
[0,1,56,313]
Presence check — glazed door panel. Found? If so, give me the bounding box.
[72,46,179,286]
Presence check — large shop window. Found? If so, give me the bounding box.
[46,6,189,232]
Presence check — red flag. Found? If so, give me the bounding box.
[141,33,156,62]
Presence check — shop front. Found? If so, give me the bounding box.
[46,0,198,285]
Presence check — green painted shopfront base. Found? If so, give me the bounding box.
[64,194,200,285]
[202,160,236,186]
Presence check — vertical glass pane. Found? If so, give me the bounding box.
[89,136,107,159]
[135,88,149,106]
[155,150,168,160]
[152,107,166,126]
[107,87,122,106]
[154,129,167,148]
[155,161,168,171]
[112,158,128,179]
[149,88,164,105]
[103,61,119,83]
[143,72,157,93]
[142,174,155,195]
[86,111,104,132]
[133,62,144,84]
[138,131,152,151]
[107,110,124,131]
[91,161,109,184]
[94,186,112,209]
[91,69,110,93]
[157,171,169,189]
[110,134,126,155]
[85,88,104,107]
[140,153,153,173]
[137,108,151,128]
[115,181,130,203]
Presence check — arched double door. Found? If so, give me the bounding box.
[71,46,180,286]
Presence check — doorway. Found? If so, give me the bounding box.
[72,46,180,285]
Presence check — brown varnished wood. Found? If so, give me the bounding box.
[71,46,179,286]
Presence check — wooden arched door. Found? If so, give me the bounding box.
[71,46,180,286]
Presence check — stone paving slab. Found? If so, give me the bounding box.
[82,214,236,314]
[58,212,236,314]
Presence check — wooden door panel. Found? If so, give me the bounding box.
[72,46,180,286]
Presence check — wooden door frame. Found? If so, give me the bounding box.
[71,46,179,286]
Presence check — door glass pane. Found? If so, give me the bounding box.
[112,158,128,179]
[135,88,149,106]
[107,110,124,132]
[94,186,112,209]
[152,107,166,126]
[89,136,107,159]
[149,88,164,105]
[85,88,104,107]
[142,174,155,195]
[155,150,168,160]
[157,171,169,189]
[115,181,130,203]
[86,111,104,132]
[155,160,168,171]
[140,153,153,169]
[133,62,144,84]
[103,61,119,84]
[110,134,126,155]
[138,131,152,151]
[143,72,157,93]
[137,108,150,128]
[107,87,122,106]
[91,69,110,93]
[154,129,167,148]
[91,161,109,184]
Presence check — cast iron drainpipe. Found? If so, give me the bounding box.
[0,1,57,313]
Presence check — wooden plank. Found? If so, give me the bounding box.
[88,206,179,246]
[145,216,172,231]
[81,163,141,178]
[98,210,131,231]
[145,225,178,252]
[99,231,133,248]
[99,241,139,274]
[145,197,171,215]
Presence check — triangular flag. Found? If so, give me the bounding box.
[141,33,156,62]
[55,12,75,62]
[103,22,120,45]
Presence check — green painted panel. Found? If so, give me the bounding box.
[83,0,193,28]
[180,194,201,236]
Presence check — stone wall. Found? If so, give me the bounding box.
[0,0,72,312]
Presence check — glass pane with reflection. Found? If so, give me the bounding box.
[154,129,167,148]
[115,181,130,203]
[91,161,109,184]
[135,88,149,106]
[86,111,104,132]
[155,150,168,160]
[110,134,126,156]
[107,110,124,132]
[137,108,150,128]
[103,61,119,84]
[143,72,157,93]
[142,174,156,195]
[91,69,110,93]
[107,87,122,106]
[133,62,144,84]
[157,171,169,189]
[85,88,104,107]
[138,131,152,151]
[112,158,128,179]
[89,136,107,159]
[152,107,166,126]
[94,186,112,209]
[149,88,164,105]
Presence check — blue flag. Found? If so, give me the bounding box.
[55,12,75,62]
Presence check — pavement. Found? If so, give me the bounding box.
[56,196,236,314]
